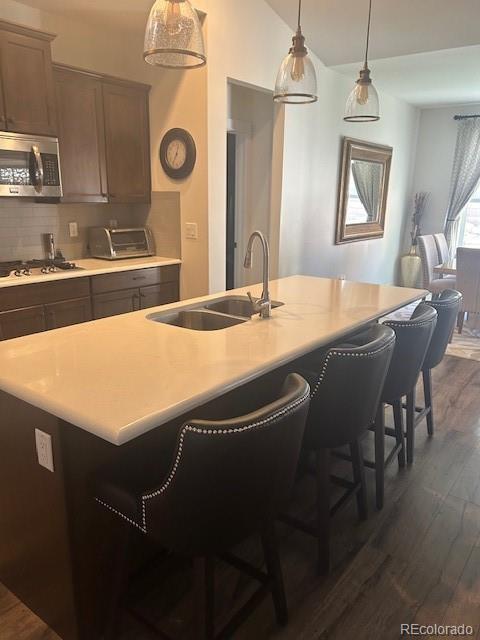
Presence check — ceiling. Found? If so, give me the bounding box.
[15,0,186,32]
[16,0,480,108]
[266,0,480,107]
[266,0,480,67]
[333,45,480,108]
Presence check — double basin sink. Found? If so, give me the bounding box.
[147,295,283,331]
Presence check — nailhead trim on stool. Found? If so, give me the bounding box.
[96,390,311,533]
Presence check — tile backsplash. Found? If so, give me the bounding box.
[0,192,181,262]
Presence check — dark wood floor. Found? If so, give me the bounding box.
[2,354,480,640]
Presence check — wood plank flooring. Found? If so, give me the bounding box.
[1,355,480,640]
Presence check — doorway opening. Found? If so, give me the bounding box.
[226,81,284,290]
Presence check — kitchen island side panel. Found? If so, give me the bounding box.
[0,391,78,640]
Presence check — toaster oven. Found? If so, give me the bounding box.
[88,227,156,260]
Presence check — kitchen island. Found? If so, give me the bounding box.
[0,276,425,639]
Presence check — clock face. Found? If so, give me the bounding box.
[160,128,197,179]
[166,139,187,170]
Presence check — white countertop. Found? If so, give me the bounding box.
[0,276,425,445]
[0,256,181,288]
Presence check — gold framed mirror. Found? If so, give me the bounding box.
[335,137,393,244]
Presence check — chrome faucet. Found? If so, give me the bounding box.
[244,231,271,318]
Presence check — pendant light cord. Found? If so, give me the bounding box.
[364,0,372,67]
[297,0,302,29]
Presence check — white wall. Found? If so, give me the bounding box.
[280,76,419,283]
[204,0,420,290]
[410,103,480,240]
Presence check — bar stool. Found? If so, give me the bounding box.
[283,324,395,575]
[418,290,462,435]
[94,373,310,640]
[372,303,437,507]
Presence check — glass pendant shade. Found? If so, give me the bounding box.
[144,0,206,69]
[274,48,318,104]
[344,67,380,122]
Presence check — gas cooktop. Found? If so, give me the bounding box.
[0,259,81,278]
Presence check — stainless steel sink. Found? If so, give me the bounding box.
[204,296,284,318]
[148,309,247,331]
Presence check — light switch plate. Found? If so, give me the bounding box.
[186,222,198,240]
[69,222,78,238]
[35,429,54,473]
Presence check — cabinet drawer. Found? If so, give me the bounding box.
[0,278,91,312]
[92,288,140,319]
[91,266,178,294]
[0,306,46,340]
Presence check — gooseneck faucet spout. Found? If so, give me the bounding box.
[243,231,271,318]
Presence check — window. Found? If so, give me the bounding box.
[458,182,480,247]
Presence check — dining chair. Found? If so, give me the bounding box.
[456,247,480,333]
[94,373,310,640]
[433,233,449,263]
[433,233,456,285]
[418,235,456,293]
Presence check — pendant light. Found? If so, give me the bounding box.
[274,0,318,104]
[144,0,206,69]
[344,0,379,122]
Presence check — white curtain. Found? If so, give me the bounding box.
[444,118,480,254]
[351,161,382,222]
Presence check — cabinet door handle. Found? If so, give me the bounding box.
[133,276,147,281]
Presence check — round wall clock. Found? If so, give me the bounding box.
[160,128,197,180]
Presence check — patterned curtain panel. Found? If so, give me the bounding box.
[351,161,382,222]
[444,118,480,253]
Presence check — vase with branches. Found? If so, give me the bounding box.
[410,191,429,249]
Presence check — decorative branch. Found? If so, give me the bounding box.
[411,192,429,246]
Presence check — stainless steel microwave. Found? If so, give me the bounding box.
[88,227,156,260]
[0,131,62,198]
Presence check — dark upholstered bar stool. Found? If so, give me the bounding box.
[417,290,462,435]
[284,325,395,575]
[94,374,310,640]
[372,304,437,506]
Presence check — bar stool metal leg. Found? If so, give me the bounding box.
[194,556,215,640]
[350,439,367,521]
[374,403,385,510]
[392,399,406,467]
[315,449,331,576]
[423,368,434,436]
[406,389,416,464]
[261,522,288,626]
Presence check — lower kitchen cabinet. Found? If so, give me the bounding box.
[92,266,180,319]
[0,265,180,340]
[92,288,139,319]
[45,297,92,329]
[139,282,179,309]
[0,306,46,340]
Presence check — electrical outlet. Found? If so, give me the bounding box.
[69,222,78,238]
[35,429,54,473]
[186,222,198,240]
[338,274,346,281]
[109,219,118,229]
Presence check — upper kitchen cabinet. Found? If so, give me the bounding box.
[0,21,57,136]
[102,81,151,204]
[54,66,151,205]
[54,67,108,203]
